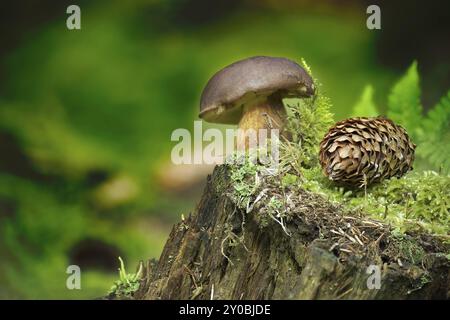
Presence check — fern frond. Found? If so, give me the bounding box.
[352,85,378,117]
[417,91,450,173]
[387,61,423,139]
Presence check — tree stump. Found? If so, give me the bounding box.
[134,165,449,300]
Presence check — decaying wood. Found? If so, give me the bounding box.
[134,165,449,300]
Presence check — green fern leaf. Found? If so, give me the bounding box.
[352,85,378,117]
[387,61,423,139]
[417,91,450,173]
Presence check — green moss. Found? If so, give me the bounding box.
[259,195,288,232]
[298,167,449,237]
[281,173,299,188]
[281,61,334,174]
[229,155,260,209]
[390,232,426,265]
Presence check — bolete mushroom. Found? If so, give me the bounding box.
[199,56,315,149]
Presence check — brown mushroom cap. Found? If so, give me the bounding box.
[199,56,315,124]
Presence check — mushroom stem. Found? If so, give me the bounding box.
[237,95,286,150]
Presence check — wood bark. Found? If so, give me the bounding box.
[134,165,449,300]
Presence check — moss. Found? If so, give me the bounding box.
[299,167,449,238]
[260,195,290,234]
[281,62,334,174]
[387,231,426,265]
[281,173,299,188]
[229,155,260,210]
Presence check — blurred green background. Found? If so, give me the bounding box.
[0,0,448,299]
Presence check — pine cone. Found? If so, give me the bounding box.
[319,117,416,187]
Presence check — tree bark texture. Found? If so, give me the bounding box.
[134,166,449,300]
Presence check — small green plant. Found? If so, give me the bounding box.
[109,257,143,298]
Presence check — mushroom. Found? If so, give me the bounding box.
[199,56,315,149]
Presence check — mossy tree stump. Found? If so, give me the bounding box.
[133,166,449,300]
